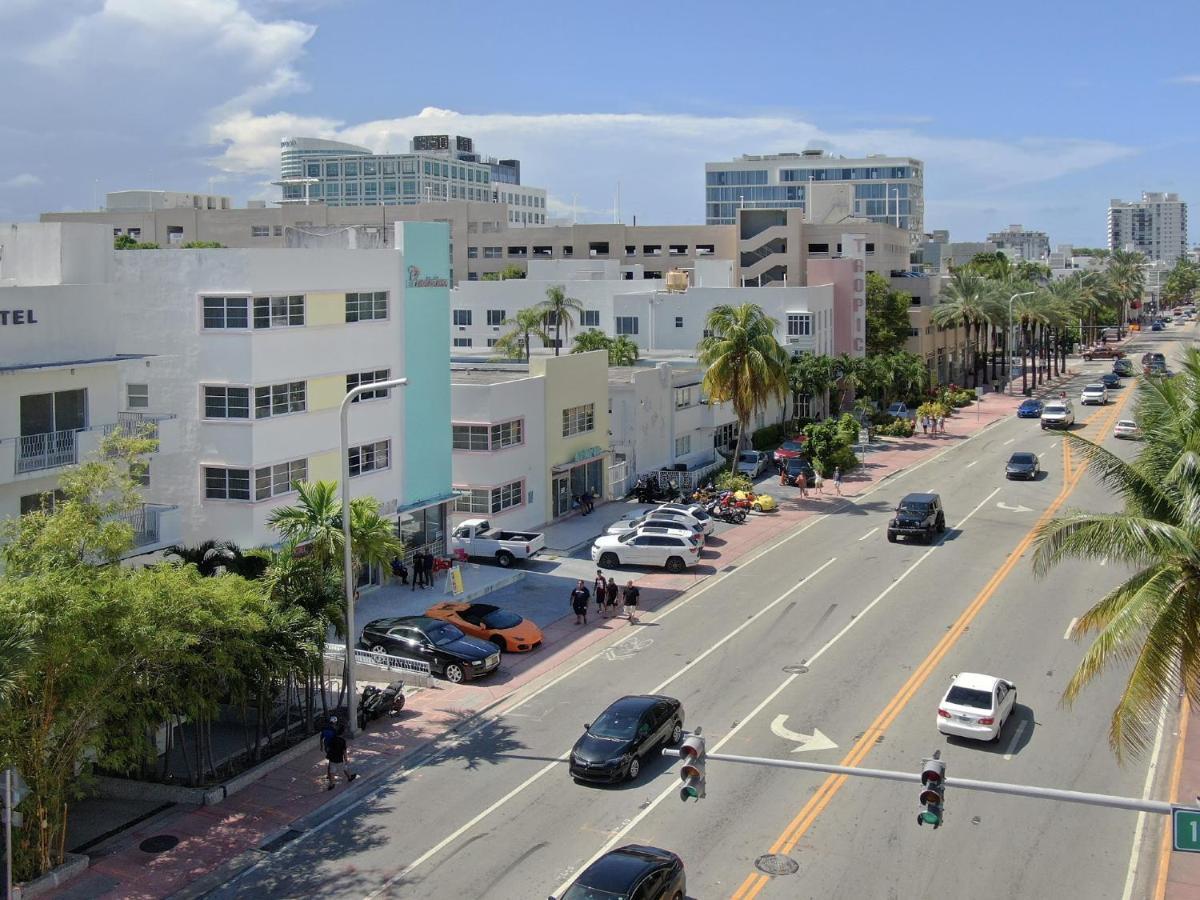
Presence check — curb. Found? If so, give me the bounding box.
[15,853,89,900]
[456,568,525,601]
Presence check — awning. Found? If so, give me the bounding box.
[551,450,609,474]
[394,491,459,517]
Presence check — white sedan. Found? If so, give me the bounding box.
[654,503,716,535]
[1079,383,1109,405]
[1113,419,1142,440]
[936,672,1017,742]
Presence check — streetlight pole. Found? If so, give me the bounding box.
[340,377,408,738]
[1007,291,1037,395]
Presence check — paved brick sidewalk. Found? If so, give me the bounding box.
[46,388,1037,900]
[1161,700,1200,899]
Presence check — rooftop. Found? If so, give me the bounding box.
[450,366,532,385]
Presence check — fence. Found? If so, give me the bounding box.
[607,458,630,499]
[651,457,727,495]
[324,643,432,688]
[16,428,77,473]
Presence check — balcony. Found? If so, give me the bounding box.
[103,412,179,451]
[15,429,78,474]
[115,503,183,555]
[1,413,179,485]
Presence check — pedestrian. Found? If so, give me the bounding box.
[921,416,928,436]
[410,551,424,590]
[390,557,408,586]
[582,489,594,515]
[937,415,945,434]
[320,715,339,754]
[605,577,619,618]
[622,580,640,624]
[833,466,843,495]
[594,570,607,616]
[421,550,435,589]
[571,579,590,625]
[812,470,824,494]
[324,728,357,790]
[796,471,808,499]
[776,457,785,477]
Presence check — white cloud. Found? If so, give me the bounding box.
[1,173,42,189]
[1166,74,1200,85]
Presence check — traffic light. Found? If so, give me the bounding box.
[918,753,945,828]
[679,729,706,801]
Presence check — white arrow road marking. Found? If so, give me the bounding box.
[996,501,1033,512]
[858,527,878,541]
[771,714,838,752]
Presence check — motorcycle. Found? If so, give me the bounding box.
[705,497,747,524]
[633,475,667,504]
[357,680,406,731]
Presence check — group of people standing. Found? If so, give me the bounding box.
[777,461,843,498]
[571,573,640,625]
[920,415,946,436]
[388,550,437,590]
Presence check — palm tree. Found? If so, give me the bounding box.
[1105,249,1146,335]
[493,308,549,362]
[1011,292,1046,394]
[572,329,611,354]
[165,539,266,579]
[538,285,584,356]
[932,271,992,388]
[1032,348,1200,760]
[697,304,789,469]
[830,353,866,412]
[787,353,834,421]
[608,336,640,366]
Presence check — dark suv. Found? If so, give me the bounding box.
[887,493,945,544]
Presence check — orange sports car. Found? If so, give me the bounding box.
[424,602,544,653]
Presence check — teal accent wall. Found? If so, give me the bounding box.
[398,222,452,507]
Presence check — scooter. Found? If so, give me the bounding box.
[357,680,406,731]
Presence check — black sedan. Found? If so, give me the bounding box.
[359,615,500,684]
[1017,398,1044,418]
[570,695,684,783]
[1005,451,1040,480]
[1113,359,1135,377]
[556,845,686,900]
[782,455,816,482]
[1100,372,1121,389]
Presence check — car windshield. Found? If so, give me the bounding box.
[1044,405,1066,414]
[1009,453,1036,464]
[1117,420,1137,428]
[898,501,930,514]
[481,609,522,630]
[1085,384,1104,391]
[739,453,759,463]
[1021,400,1040,408]
[945,686,993,709]
[786,459,809,472]
[562,884,628,900]
[780,441,803,452]
[589,706,644,740]
[425,623,464,646]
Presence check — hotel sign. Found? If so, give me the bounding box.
[407,265,448,289]
[0,309,37,325]
[842,234,866,355]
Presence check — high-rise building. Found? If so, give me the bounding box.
[986,224,1050,261]
[276,134,547,225]
[1107,192,1188,263]
[704,149,924,243]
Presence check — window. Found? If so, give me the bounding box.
[255,458,307,501]
[581,310,600,327]
[202,296,248,329]
[20,489,66,515]
[251,225,270,238]
[675,386,694,408]
[204,386,250,419]
[483,246,502,258]
[807,243,830,254]
[468,247,479,258]
[347,368,391,401]
[205,466,251,501]
[454,424,490,451]
[615,316,639,336]
[349,440,390,477]
[455,488,490,514]
[253,295,305,329]
[491,419,523,448]
[713,422,739,449]
[453,309,472,326]
[487,309,506,326]
[675,316,684,328]
[255,381,306,418]
[675,435,691,456]
[126,384,149,409]
[562,403,595,437]
[487,338,497,346]
[345,291,389,322]
[453,337,473,347]
[787,313,812,337]
[702,328,714,338]
[490,480,523,512]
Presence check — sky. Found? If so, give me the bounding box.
[0,0,1196,247]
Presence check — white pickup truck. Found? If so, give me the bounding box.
[450,519,546,568]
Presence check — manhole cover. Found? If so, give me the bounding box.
[782,664,809,674]
[139,834,179,854]
[754,853,799,876]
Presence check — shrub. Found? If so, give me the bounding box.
[715,471,752,493]
[835,413,860,446]
[876,419,915,437]
[751,423,787,451]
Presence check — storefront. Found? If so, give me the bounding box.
[396,494,454,563]
[551,449,607,518]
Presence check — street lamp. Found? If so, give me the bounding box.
[340,376,408,738]
[1007,291,1037,395]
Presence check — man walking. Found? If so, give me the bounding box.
[410,551,424,590]
[833,466,843,496]
[571,580,591,625]
[622,580,641,625]
[325,728,357,790]
[605,577,619,618]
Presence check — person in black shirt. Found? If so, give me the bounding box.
[571,580,590,625]
[622,581,641,624]
[325,731,358,790]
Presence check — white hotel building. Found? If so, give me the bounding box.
[0,222,453,567]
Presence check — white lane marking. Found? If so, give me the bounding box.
[965,460,979,468]
[1002,720,1028,760]
[1064,617,1078,640]
[858,527,878,541]
[1101,557,1109,567]
[1120,701,1170,900]
[1049,441,1058,448]
[550,486,1002,899]
[1004,438,1016,445]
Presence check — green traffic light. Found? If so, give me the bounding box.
[919,810,942,826]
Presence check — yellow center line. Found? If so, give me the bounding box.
[732,391,1134,900]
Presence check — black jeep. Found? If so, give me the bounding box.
[887,493,945,544]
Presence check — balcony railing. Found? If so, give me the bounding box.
[104,411,176,442]
[16,429,78,474]
[113,503,177,548]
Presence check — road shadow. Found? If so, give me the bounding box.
[943,704,1036,756]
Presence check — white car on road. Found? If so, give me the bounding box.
[1113,419,1142,440]
[937,672,1017,742]
[591,531,701,573]
[1079,383,1109,405]
[1040,400,1075,430]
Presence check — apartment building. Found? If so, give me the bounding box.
[0,222,453,565]
[986,225,1050,261]
[1108,192,1189,263]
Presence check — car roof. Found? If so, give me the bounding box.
[950,672,1003,691]
[1009,451,1036,460]
[367,615,439,630]
[602,694,676,714]
[577,845,677,891]
[1084,383,1105,389]
[900,492,938,502]
[1020,397,1042,405]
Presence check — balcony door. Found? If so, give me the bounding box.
[20,389,87,436]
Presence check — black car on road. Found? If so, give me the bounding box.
[1005,451,1040,480]
[887,492,945,544]
[555,844,686,900]
[570,694,684,783]
[1100,372,1121,389]
[359,615,500,684]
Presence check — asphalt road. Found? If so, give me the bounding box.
[215,327,1195,900]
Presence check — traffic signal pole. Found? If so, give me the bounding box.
[661,747,1179,816]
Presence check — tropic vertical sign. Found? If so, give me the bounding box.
[842,233,867,356]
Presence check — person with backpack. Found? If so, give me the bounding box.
[324,727,357,790]
[571,580,591,625]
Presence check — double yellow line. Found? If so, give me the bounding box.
[732,393,1133,899]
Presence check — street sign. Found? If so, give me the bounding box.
[1173,807,1200,852]
[2,769,28,808]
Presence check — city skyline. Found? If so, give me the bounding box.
[1,0,1197,246]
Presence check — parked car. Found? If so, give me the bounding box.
[656,502,715,534]
[735,490,778,512]
[424,602,544,653]
[772,437,808,462]
[736,450,770,479]
[887,492,945,544]
[1016,398,1044,419]
[450,519,545,568]
[359,616,500,684]
[591,531,700,572]
[554,845,686,900]
[781,455,816,483]
[886,401,916,420]
[569,694,684,783]
[1079,383,1109,405]
[937,672,1017,743]
[1099,372,1121,389]
[1005,451,1040,480]
[1112,359,1135,377]
[605,519,703,545]
[610,506,710,536]
[1113,419,1142,440]
[1040,400,1075,430]
[1081,345,1125,361]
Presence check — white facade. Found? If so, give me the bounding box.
[1108,192,1188,263]
[106,190,232,212]
[986,224,1050,261]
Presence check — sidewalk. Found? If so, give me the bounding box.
[1163,701,1200,899]
[45,391,1027,900]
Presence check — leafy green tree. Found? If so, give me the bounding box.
[963,251,1012,281]
[180,240,224,248]
[787,352,834,421]
[609,335,640,366]
[932,270,994,388]
[1105,249,1146,330]
[538,285,584,356]
[698,304,789,469]
[493,307,550,362]
[1032,348,1200,760]
[1163,257,1200,306]
[865,272,914,355]
[830,352,867,412]
[0,627,31,705]
[166,539,266,579]
[572,329,612,354]
[1014,260,1052,284]
[498,263,526,280]
[113,234,160,249]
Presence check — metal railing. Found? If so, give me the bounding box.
[104,411,175,441]
[112,503,175,547]
[324,643,432,686]
[16,429,78,474]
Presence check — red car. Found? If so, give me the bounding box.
[773,436,808,462]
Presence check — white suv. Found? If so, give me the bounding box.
[1040,400,1075,430]
[1079,383,1108,405]
[592,531,701,573]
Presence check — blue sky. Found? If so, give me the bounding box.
[1,0,1196,247]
